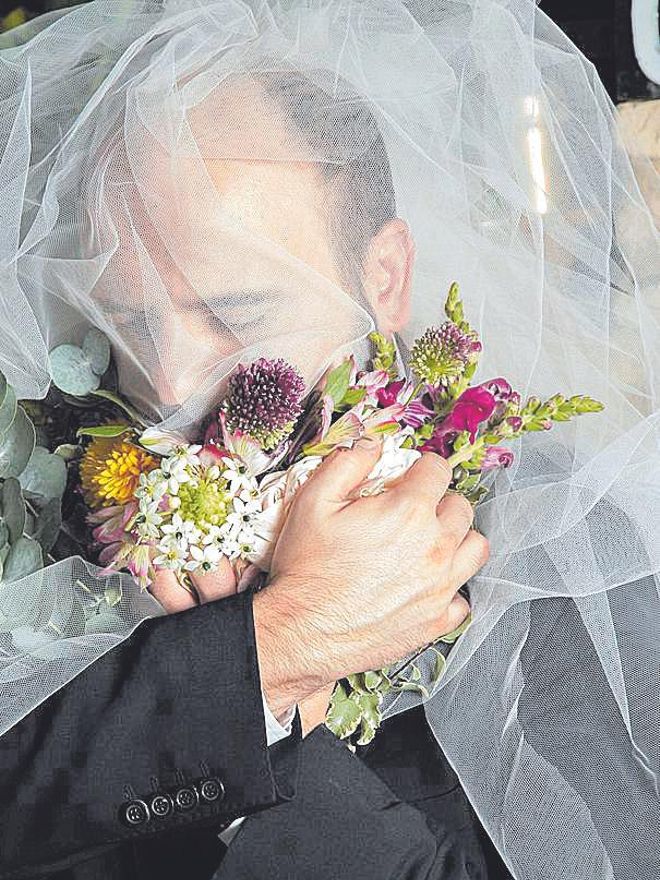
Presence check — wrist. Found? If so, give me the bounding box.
[252,582,327,719]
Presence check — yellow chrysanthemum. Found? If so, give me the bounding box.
[80,436,157,509]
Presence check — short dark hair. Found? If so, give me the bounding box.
[257,69,397,299]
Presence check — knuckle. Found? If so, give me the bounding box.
[419,451,452,480]
[474,533,490,565]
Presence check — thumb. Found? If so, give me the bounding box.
[304,435,383,504]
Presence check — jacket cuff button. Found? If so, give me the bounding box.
[200,777,225,803]
[174,786,199,811]
[150,793,174,818]
[122,800,150,827]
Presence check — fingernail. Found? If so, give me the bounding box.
[356,435,378,449]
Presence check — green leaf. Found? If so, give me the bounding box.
[82,328,111,376]
[3,536,43,582]
[324,361,353,408]
[32,498,62,553]
[325,682,363,740]
[76,423,132,439]
[49,344,100,396]
[0,406,36,479]
[19,446,67,500]
[355,691,383,746]
[2,477,26,544]
[337,387,367,409]
[430,650,447,685]
[363,670,384,691]
[0,383,17,436]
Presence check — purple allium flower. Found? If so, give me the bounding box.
[410,322,482,386]
[482,445,515,472]
[222,357,306,451]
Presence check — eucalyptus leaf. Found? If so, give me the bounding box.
[2,477,26,543]
[76,423,132,439]
[60,595,86,639]
[85,609,124,634]
[32,497,62,553]
[103,581,123,608]
[0,373,6,409]
[19,446,67,500]
[3,536,43,582]
[0,406,36,479]
[49,344,100,396]
[54,443,80,462]
[82,328,111,376]
[0,383,17,436]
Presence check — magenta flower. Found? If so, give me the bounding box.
[482,446,515,471]
[376,379,406,408]
[420,386,497,458]
[445,386,497,440]
[477,377,512,402]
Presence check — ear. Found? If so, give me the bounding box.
[361,218,414,336]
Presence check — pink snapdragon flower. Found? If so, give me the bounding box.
[421,386,497,458]
[376,379,434,429]
[481,446,515,471]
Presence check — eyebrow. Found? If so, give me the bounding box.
[99,288,282,318]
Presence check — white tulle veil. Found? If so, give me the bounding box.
[0,2,658,878]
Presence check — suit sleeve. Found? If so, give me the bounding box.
[0,589,301,879]
[215,724,480,880]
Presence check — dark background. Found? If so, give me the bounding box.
[1,0,660,103]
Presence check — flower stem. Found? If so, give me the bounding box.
[446,437,485,469]
[406,379,426,405]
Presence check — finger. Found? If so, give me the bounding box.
[149,569,198,613]
[434,593,471,638]
[300,435,383,506]
[190,556,238,604]
[448,529,490,587]
[388,451,452,509]
[435,492,475,545]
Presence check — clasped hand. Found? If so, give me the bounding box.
[149,436,488,736]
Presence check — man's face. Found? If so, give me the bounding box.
[96,79,390,412]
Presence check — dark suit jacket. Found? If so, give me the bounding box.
[0,590,511,880]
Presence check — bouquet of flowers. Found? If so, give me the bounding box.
[0,284,603,745]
